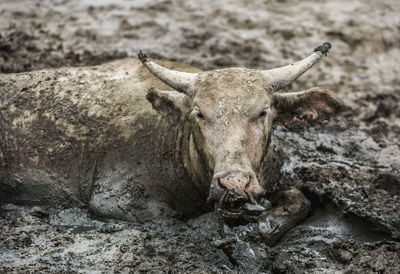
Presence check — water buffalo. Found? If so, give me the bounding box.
[0,43,341,226]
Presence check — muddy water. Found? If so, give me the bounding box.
[1,0,400,273]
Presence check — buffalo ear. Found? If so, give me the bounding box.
[146,87,191,125]
[273,87,343,132]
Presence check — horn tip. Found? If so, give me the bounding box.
[314,42,331,55]
[138,50,148,64]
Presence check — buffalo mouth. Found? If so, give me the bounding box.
[217,189,267,224]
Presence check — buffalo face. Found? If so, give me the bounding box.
[189,70,274,209]
[139,43,342,221]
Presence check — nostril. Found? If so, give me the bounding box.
[216,178,227,191]
[244,176,252,190]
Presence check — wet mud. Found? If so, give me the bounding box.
[1,0,400,273]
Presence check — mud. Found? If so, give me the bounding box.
[1,203,399,273]
[1,0,400,273]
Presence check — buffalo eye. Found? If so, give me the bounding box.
[259,109,267,118]
[196,112,205,119]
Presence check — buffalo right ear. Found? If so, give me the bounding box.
[146,87,192,126]
[273,87,343,132]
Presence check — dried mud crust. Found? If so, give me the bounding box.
[1,0,400,273]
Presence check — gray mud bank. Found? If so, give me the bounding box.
[1,0,400,273]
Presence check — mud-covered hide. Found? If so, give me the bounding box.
[0,59,206,220]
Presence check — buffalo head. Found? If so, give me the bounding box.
[139,42,342,221]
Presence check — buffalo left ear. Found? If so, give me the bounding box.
[146,87,192,126]
[273,87,343,132]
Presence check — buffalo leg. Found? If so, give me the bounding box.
[258,187,311,245]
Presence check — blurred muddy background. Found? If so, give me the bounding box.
[1,0,399,273]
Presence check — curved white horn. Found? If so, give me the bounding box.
[138,51,198,94]
[262,42,331,91]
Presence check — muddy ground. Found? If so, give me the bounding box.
[1,0,400,273]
